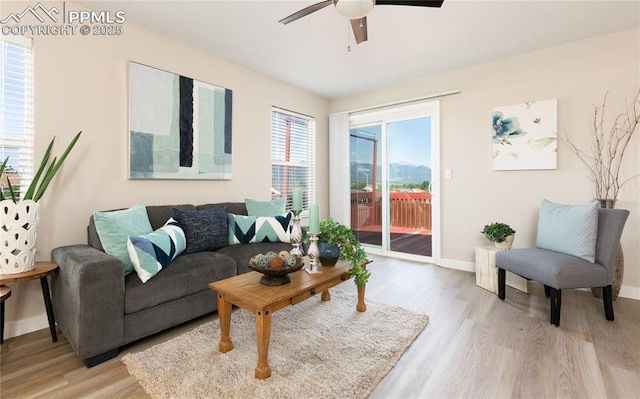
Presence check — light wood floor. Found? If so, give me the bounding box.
[1,255,639,398]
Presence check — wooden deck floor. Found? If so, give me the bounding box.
[355,228,432,257]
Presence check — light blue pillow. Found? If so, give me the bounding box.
[127,218,186,283]
[93,203,153,275]
[245,198,286,217]
[536,199,599,262]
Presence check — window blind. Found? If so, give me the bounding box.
[1,35,34,200]
[271,107,316,213]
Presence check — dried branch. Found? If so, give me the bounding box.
[558,90,640,201]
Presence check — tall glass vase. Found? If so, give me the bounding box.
[592,199,623,300]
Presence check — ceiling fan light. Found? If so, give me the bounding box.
[334,0,375,19]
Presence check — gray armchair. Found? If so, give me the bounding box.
[495,208,629,327]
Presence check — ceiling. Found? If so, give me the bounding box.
[80,0,640,99]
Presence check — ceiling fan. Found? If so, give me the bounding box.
[279,0,444,45]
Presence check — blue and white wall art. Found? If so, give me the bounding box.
[492,99,557,171]
[129,62,233,179]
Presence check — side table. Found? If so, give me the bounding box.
[0,261,59,343]
[475,246,528,294]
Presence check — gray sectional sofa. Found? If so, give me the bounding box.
[51,202,291,367]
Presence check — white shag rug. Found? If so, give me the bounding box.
[122,289,428,399]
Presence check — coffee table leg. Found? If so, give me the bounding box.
[255,308,272,379]
[217,294,234,352]
[321,290,331,301]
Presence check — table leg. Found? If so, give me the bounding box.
[357,284,367,312]
[216,294,234,352]
[40,277,57,342]
[254,308,272,379]
[321,290,331,301]
[1,301,4,344]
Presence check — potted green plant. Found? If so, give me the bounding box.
[309,217,371,287]
[1,132,82,274]
[481,222,515,250]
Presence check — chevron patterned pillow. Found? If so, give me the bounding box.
[127,218,186,283]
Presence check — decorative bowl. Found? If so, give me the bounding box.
[249,255,304,286]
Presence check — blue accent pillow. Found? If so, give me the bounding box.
[173,207,228,253]
[127,218,186,283]
[536,199,599,262]
[245,198,286,217]
[93,203,153,275]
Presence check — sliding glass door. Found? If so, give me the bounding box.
[348,102,439,262]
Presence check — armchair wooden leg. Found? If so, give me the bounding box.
[549,288,562,327]
[603,285,614,321]
[497,268,506,300]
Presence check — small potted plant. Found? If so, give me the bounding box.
[307,217,371,287]
[481,222,515,250]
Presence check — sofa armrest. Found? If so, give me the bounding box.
[51,245,125,362]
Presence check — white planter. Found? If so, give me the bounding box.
[493,234,514,250]
[0,200,39,274]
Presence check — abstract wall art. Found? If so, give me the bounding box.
[129,62,233,179]
[492,99,557,171]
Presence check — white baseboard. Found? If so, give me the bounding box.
[619,285,640,301]
[439,258,475,273]
[4,313,49,340]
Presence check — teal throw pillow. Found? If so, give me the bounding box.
[93,203,153,275]
[173,207,228,253]
[536,199,599,262]
[127,218,186,283]
[228,213,257,245]
[245,198,286,217]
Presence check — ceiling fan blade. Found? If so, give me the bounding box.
[375,0,444,7]
[350,17,368,44]
[279,0,333,24]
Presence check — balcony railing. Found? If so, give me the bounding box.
[350,191,432,232]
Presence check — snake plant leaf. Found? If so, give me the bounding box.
[23,138,54,200]
[33,131,82,202]
[0,157,7,200]
[7,176,17,202]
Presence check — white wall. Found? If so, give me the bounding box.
[2,1,329,338]
[330,28,640,299]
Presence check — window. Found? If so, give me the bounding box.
[271,107,316,212]
[1,35,34,200]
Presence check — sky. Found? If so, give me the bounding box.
[350,117,431,167]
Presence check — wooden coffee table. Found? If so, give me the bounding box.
[208,259,366,379]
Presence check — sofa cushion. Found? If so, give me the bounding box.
[146,204,196,230]
[245,198,285,216]
[93,203,153,275]
[124,251,237,314]
[536,199,599,262]
[127,218,186,283]
[197,202,247,216]
[173,207,228,253]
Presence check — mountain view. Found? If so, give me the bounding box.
[351,161,431,186]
